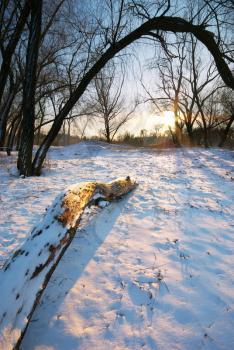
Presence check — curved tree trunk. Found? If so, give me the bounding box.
[6,111,22,155]
[0,177,137,350]
[0,86,16,148]
[32,117,64,175]
[31,16,234,175]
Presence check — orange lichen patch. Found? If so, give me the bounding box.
[57,177,137,227]
[58,183,97,226]
[97,176,137,200]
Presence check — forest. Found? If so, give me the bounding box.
[0,0,233,176]
[0,1,234,350]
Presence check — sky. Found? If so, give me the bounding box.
[81,39,177,138]
[82,110,175,138]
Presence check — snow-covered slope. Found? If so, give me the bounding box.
[0,142,234,349]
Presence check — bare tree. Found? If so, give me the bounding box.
[73,116,91,140]
[143,36,187,145]
[0,0,67,151]
[86,65,136,143]
[143,29,227,147]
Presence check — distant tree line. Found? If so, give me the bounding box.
[0,0,233,176]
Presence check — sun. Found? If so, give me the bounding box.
[163,111,175,128]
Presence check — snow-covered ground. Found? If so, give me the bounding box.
[0,142,234,350]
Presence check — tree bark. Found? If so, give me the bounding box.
[105,118,111,143]
[17,0,42,176]
[0,1,31,104]
[0,91,15,148]
[186,124,195,146]
[6,111,22,155]
[218,114,234,147]
[0,75,20,149]
[174,121,182,147]
[196,99,209,148]
[0,177,137,350]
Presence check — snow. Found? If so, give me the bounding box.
[0,141,234,350]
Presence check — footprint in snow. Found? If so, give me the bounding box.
[128,282,152,306]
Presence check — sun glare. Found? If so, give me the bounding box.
[163,111,175,128]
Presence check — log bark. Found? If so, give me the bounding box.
[0,177,137,350]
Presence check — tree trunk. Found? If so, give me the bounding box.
[17,0,42,176]
[0,1,31,104]
[32,117,63,175]
[195,97,209,148]
[203,125,209,148]
[36,113,45,145]
[6,112,22,155]
[0,177,137,350]
[173,97,182,147]
[106,128,111,143]
[16,119,23,151]
[0,87,16,148]
[200,113,209,148]
[186,124,195,146]
[67,120,71,145]
[218,114,234,147]
[174,122,181,147]
[0,112,8,150]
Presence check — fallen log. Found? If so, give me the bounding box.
[0,177,137,350]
